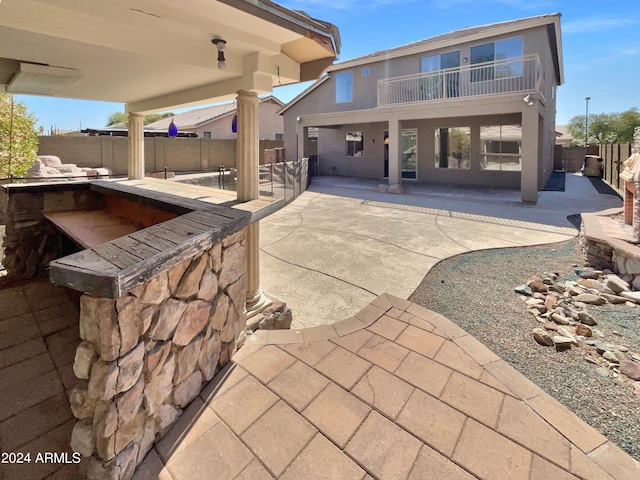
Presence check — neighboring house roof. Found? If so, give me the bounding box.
[555,125,573,143]
[146,95,285,130]
[328,13,562,84]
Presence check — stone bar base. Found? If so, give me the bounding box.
[69,231,246,479]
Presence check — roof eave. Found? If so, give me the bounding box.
[327,13,562,75]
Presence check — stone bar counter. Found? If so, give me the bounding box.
[1,178,282,479]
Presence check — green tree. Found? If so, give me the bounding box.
[106,111,173,126]
[0,94,39,178]
[106,111,128,126]
[567,108,640,145]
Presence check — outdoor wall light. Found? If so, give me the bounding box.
[523,94,535,106]
[212,39,227,70]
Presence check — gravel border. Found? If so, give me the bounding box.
[410,236,640,462]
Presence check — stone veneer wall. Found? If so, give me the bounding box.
[580,227,614,271]
[2,184,101,279]
[70,229,246,479]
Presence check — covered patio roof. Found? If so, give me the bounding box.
[0,0,340,113]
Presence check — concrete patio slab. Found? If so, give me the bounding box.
[260,174,621,328]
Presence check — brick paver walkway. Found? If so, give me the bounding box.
[134,294,640,480]
[0,279,83,480]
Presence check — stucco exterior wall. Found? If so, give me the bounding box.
[282,20,560,200]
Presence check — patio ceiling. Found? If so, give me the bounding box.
[0,0,340,113]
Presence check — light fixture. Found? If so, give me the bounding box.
[212,39,227,70]
[523,94,534,106]
[168,117,178,137]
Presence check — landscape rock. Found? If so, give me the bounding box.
[532,328,554,346]
[574,293,606,305]
[551,313,570,325]
[553,336,574,348]
[578,312,597,326]
[600,293,628,304]
[575,267,602,279]
[620,360,640,380]
[575,324,593,337]
[515,284,533,296]
[602,351,620,363]
[527,276,548,293]
[620,291,640,304]
[606,275,630,294]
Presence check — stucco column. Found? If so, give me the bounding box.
[236,90,269,314]
[521,107,540,204]
[388,117,401,186]
[127,113,144,180]
[296,118,304,161]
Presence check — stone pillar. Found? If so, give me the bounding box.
[296,118,304,161]
[127,113,144,180]
[236,90,269,314]
[521,107,539,204]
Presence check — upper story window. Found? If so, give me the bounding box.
[203,131,211,138]
[361,67,370,77]
[335,71,353,103]
[470,36,523,81]
[420,50,460,72]
[420,50,461,99]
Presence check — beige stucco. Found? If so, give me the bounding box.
[282,14,562,203]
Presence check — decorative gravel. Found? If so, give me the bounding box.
[410,236,640,462]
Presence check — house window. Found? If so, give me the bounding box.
[470,36,523,81]
[346,131,364,156]
[361,67,370,77]
[435,127,470,169]
[480,125,522,171]
[275,133,283,141]
[420,50,460,98]
[203,131,211,139]
[336,71,353,103]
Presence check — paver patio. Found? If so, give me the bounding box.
[133,293,640,480]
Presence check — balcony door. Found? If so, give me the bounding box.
[420,50,460,99]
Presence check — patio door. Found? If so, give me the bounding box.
[401,129,417,179]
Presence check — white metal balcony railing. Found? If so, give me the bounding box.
[377,54,543,107]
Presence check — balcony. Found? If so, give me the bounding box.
[377,54,543,107]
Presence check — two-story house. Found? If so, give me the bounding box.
[281,13,563,203]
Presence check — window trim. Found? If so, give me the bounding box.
[345,131,364,157]
[335,71,353,103]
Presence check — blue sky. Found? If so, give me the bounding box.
[15,0,640,131]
